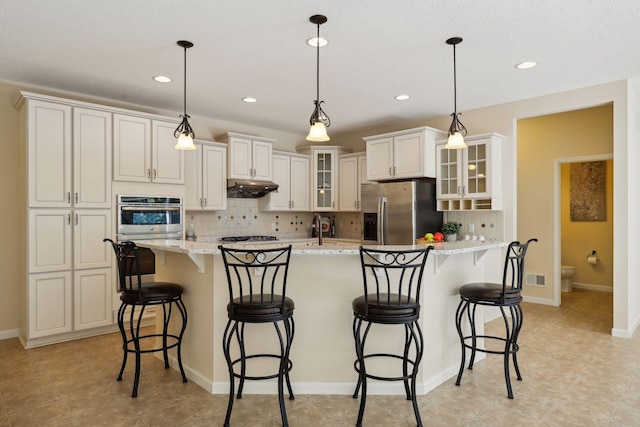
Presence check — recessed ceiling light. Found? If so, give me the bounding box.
[242,97,257,103]
[395,94,410,101]
[515,61,537,70]
[153,75,172,83]
[306,37,328,48]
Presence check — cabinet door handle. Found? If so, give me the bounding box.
[75,192,78,204]
[67,214,71,225]
[75,213,78,225]
[153,169,157,179]
[354,201,357,209]
[147,169,151,179]
[462,186,466,196]
[389,167,393,176]
[393,166,397,176]
[204,198,207,207]
[67,192,71,204]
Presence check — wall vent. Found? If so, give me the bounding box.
[526,273,546,287]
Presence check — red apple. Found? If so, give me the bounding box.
[433,232,444,241]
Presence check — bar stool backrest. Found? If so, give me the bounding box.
[219,245,293,309]
[359,246,432,317]
[501,238,538,303]
[104,238,150,302]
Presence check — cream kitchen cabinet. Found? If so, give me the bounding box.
[26,208,112,343]
[297,146,351,211]
[435,132,504,210]
[338,152,367,211]
[259,152,310,211]
[223,132,273,181]
[184,141,227,211]
[23,100,112,208]
[364,126,446,181]
[73,268,113,331]
[113,115,184,184]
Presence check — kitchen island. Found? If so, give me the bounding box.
[137,238,508,396]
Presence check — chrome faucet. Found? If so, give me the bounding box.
[313,213,323,245]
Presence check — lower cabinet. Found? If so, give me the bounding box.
[24,208,113,345]
[28,271,72,338]
[74,268,113,330]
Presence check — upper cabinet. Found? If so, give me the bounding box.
[73,108,112,208]
[184,141,227,211]
[435,132,504,211]
[364,126,446,181]
[260,152,310,212]
[113,115,184,184]
[23,99,112,209]
[297,146,351,211]
[338,152,367,211]
[223,132,273,181]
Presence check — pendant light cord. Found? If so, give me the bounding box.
[452,42,457,114]
[316,21,320,104]
[183,44,188,117]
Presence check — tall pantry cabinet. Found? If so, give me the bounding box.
[17,93,113,348]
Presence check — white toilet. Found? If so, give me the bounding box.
[561,265,576,292]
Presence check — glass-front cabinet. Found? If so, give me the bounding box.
[435,133,503,211]
[297,146,351,211]
[316,151,333,209]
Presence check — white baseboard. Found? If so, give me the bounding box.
[171,356,481,396]
[0,329,19,340]
[522,295,556,305]
[570,282,613,292]
[612,312,640,338]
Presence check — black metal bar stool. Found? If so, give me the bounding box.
[455,238,537,399]
[352,246,432,427]
[218,245,294,427]
[104,239,188,398]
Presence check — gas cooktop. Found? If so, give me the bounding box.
[219,235,278,242]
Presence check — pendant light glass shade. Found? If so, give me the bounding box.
[174,40,196,150]
[306,15,331,142]
[306,121,329,142]
[444,37,467,150]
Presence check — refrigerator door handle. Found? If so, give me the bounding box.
[378,196,387,245]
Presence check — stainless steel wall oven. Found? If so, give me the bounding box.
[116,195,183,241]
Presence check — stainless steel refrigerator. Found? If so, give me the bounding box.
[361,179,443,245]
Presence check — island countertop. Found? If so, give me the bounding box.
[139,235,507,397]
[135,237,508,255]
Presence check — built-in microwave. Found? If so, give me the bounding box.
[116,195,183,241]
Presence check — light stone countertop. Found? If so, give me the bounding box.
[135,237,508,256]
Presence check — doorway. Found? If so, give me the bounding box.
[553,155,614,307]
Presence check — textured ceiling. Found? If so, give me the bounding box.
[1,0,639,137]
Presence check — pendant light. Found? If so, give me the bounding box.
[306,15,331,142]
[444,37,467,149]
[174,40,196,150]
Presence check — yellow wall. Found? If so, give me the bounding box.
[561,160,614,289]
[517,105,613,297]
[0,82,21,334]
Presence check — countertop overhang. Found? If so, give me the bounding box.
[135,238,508,255]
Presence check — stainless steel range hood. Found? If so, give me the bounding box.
[226,179,279,198]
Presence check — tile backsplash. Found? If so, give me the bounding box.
[444,210,504,241]
[186,198,502,242]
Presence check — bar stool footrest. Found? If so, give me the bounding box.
[461,334,519,355]
[354,353,417,382]
[230,353,293,381]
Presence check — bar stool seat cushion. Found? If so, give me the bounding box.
[120,282,184,305]
[459,283,521,303]
[352,293,418,319]
[228,294,295,317]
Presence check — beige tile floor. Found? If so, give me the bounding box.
[1,289,638,426]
